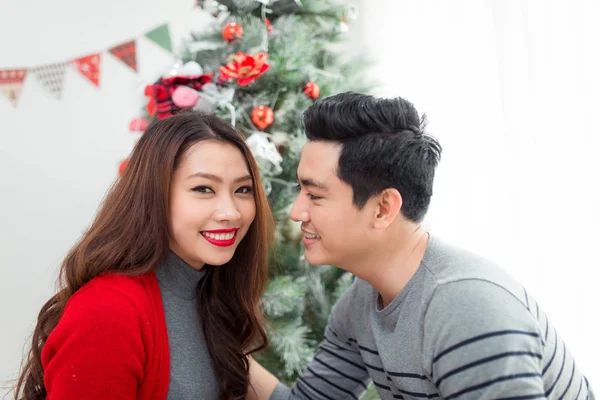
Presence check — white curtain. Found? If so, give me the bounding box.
[355,0,599,385]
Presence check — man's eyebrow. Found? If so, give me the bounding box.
[297,174,328,191]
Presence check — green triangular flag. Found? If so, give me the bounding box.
[145,24,173,53]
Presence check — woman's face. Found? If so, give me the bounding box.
[168,139,256,269]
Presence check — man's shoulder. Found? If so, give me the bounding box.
[423,235,525,298]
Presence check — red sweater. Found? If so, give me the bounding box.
[41,272,170,399]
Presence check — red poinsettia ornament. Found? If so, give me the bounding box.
[218,52,270,86]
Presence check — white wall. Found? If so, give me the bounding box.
[355,0,599,386]
[1,0,598,395]
[0,0,202,395]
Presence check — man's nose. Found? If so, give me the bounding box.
[289,195,309,222]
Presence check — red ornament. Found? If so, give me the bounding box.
[118,159,129,176]
[218,52,270,86]
[129,117,149,132]
[304,81,320,99]
[222,22,243,42]
[264,18,273,33]
[251,105,274,131]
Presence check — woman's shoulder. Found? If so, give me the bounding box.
[41,272,160,392]
[44,272,160,355]
[67,271,159,319]
[85,271,157,295]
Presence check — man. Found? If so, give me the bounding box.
[249,92,594,399]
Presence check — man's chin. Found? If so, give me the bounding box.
[303,251,331,267]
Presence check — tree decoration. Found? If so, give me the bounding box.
[118,159,129,176]
[251,105,274,130]
[144,73,214,119]
[303,81,320,99]
[264,17,273,33]
[222,21,243,42]
[128,117,149,132]
[218,52,270,86]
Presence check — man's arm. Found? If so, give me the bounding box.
[248,282,371,400]
[422,279,547,399]
[248,327,372,400]
[247,357,281,400]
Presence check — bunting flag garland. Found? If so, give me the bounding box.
[145,24,173,53]
[32,62,68,99]
[109,40,138,72]
[0,23,171,107]
[72,53,101,87]
[0,69,27,107]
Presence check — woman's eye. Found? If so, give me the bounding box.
[236,186,253,194]
[192,186,214,194]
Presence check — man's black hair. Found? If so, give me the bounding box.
[303,91,442,222]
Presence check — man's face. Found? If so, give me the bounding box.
[290,140,374,269]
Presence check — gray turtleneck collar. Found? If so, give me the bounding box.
[155,251,219,399]
[155,251,206,300]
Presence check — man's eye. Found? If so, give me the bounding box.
[307,193,322,201]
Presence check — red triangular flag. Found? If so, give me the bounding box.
[0,69,27,107]
[109,40,137,72]
[72,53,101,86]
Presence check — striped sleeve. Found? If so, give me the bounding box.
[269,285,371,400]
[422,279,547,400]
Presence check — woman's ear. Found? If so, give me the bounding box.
[373,188,403,230]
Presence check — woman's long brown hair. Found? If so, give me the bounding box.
[15,111,274,400]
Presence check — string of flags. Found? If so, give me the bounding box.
[0,23,173,108]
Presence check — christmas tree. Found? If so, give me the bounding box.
[136,0,373,387]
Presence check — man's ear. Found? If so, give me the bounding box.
[373,188,403,230]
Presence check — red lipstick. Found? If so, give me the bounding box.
[201,228,239,247]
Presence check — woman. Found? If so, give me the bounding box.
[15,111,275,400]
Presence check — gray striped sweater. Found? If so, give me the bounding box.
[271,235,594,400]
